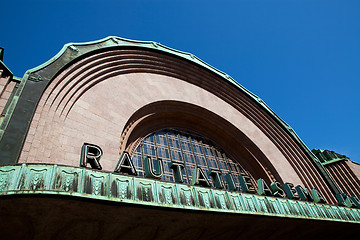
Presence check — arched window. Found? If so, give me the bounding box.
[131,128,255,191]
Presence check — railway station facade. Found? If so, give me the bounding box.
[0,38,359,239]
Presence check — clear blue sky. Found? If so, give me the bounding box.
[2,0,360,162]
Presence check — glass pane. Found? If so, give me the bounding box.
[157,146,170,159]
[155,131,168,146]
[181,141,192,152]
[143,144,156,156]
[183,152,196,165]
[132,153,144,177]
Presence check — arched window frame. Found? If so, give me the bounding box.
[132,128,257,191]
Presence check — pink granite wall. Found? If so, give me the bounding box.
[0,75,14,115]
[19,72,302,184]
[325,161,360,197]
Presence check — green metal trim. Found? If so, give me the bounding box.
[0,76,22,139]
[312,149,350,166]
[12,76,22,83]
[0,164,359,223]
[321,159,347,166]
[0,70,41,164]
[0,60,13,78]
[0,89,20,137]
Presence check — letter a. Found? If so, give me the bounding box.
[114,151,137,176]
[191,167,211,187]
[257,178,272,196]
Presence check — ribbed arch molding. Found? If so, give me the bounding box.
[118,100,278,183]
[19,47,336,203]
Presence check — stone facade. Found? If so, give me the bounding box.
[0,37,359,238]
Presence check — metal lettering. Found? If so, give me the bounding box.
[311,189,326,203]
[336,193,358,208]
[336,193,347,207]
[225,173,237,191]
[80,143,102,170]
[283,183,300,200]
[144,156,164,179]
[77,143,349,207]
[257,178,272,196]
[209,169,224,189]
[114,151,137,176]
[169,161,185,183]
[191,167,211,187]
[270,181,286,198]
[238,175,256,193]
[350,196,360,209]
[295,185,314,202]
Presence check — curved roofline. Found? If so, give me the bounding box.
[25,36,314,160]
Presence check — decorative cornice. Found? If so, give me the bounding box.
[0,164,359,223]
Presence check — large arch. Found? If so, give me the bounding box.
[1,37,336,202]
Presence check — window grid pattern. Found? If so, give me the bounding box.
[132,129,251,191]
